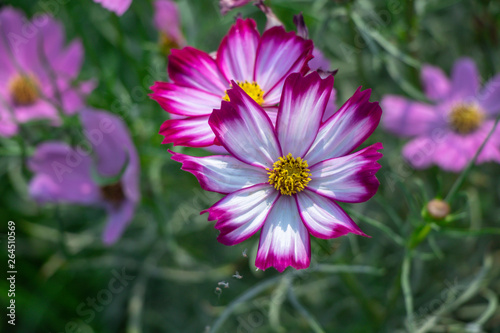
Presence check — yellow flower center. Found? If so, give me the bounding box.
[223,81,264,105]
[8,74,40,106]
[267,153,311,196]
[449,103,484,134]
[159,32,180,56]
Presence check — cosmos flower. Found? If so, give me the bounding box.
[150,18,313,148]
[93,0,132,16]
[153,0,185,54]
[171,72,382,272]
[382,58,500,171]
[28,109,140,245]
[0,7,94,137]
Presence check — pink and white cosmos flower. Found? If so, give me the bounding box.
[170,72,383,272]
[382,58,500,172]
[150,18,313,148]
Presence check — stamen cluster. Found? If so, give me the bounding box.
[449,103,484,134]
[267,153,311,196]
[223,81,264,105]
[9,75,40,106]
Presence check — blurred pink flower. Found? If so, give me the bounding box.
[150,18,313,148]
[93,0,132,16]
[28,109,140,245]
[219,0,253,15]
[382,58,500,172]
[0,7,94,137]
[171,72,382,272]
[153,0,185,54]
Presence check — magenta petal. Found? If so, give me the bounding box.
[381,95,443,137]
[296,190,365,239]
[103,200,136,245]
[479,73,500,116]
[450,58,479,102]
[93,0,133,16]
[170,150,269,194]
[28,142,100,204]
[50,40,84,79]
[277,72,333,158]
[209,82,281,168]
[150,82,221,117]
[309,48,331,72]
[217,19,260,82]
[255,195,311,272]
[308,143,383,203]
[305,88,382,166]
[421,64,451,101]
[255,26,313,104]
[203,184,279,246]
[168,47,228,96]
[159,116,215,147]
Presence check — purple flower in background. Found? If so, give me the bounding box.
[93,0,132,16]
[28,109,140,244]
[0,7,94,137]
[153,0,185,54]
[382,58,500,172]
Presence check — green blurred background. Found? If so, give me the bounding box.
[1,0,500,332]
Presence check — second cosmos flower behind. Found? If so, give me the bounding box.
[171,72,383,272]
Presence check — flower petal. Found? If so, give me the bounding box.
[103,200,136,245]
[308,143,383,203]
[450,58,479,102]
[28,142,100,204]
[153,0,185,46]
[170,150,269,194]
[168,47,228,96]
[159,116,216,147]
[204,184,279,246]
[421,64,451,101]
[150,81,221,117]
[401,136,439,170]
[296,190,365,239]
[305,88,382,166]
[217,19,260,82]
[209,82,281,167]
[93,0,133,16]
[255,195,311,272]
[277,72,333,157]
[80,109,140,202]
[254,26,313,105]
[381,95,443,138]
[0,105,18,137]
[478,73,500,116]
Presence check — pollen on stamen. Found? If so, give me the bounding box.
[267,153,312,196]
[449,103,484,134]
[8,74,40,106]
[222,80,265,105]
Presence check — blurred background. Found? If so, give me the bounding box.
[1,0,500,332]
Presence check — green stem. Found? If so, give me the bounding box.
[288,286,326,333]
[401,251,415,332]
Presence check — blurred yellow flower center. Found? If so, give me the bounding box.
[159,32,179,56]
[267,153,311,196]
[223,81,264,105]
[8,74,40,106]
[449,103,484,134]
